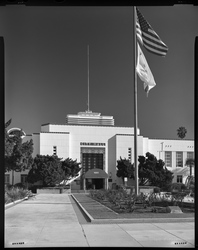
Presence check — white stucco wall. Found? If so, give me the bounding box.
[147,139,194,184]
[40,124,139,172]
[32,134,40,157]
[147,139,194,168]
[40,132,70,159]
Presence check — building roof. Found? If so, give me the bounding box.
[84,168,108,179]
[148,138,194,141]
[66,110,115,126]
[41,123,136,129]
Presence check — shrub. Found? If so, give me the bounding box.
[153,187,160,193]
[89,189,150,213]
[144,191,173,207]
[170,183,186,192]
[5,183,13,190]
[171,192,186,206]
[5,192,12,204]
[152,206,171,213]
[14,182,26,189]
[5,187,33,204]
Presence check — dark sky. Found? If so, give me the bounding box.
[3,5,197,139]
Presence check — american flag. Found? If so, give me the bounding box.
[136,7,168,57]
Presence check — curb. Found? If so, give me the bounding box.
[90,216,195,224]
[70,194,94,222]
[5,196,29,210]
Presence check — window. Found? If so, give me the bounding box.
[176,152,183,167]
[165,151,172,167]
[177,175,183,183]
[128,148,132,161]
[5,174,10,184]
[187,152,194,159]
[21,174,27,184]
[53,146,57,156]
[82,153,103,172]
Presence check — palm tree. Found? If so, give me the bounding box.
[177,126,187,139]
[185,158,194,176]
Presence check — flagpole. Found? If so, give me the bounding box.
[87,45,90,112]
[133,6,139,196]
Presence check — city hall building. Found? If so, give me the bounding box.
[5,110,194,190]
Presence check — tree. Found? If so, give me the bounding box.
[177,126,187,139]
[138,152,173,189]
[61,158,81,184]
[27,155,81,187]
[116,157,134,184]
[5,129,15,157]
[5,128,34,173]
[185,158,194,176]
[27,155,63,187]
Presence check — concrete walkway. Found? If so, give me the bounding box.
[5,194,195,248]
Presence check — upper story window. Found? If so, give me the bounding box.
[187,152,194,159]
[176,151,183,167]
[128,148,132,161]
[165,151,172,167]
[53,146,57,156]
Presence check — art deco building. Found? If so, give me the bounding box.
[5,110,194,191]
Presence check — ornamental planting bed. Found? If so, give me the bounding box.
[72,191,194,221]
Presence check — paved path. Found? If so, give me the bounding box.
[5,194,195,248]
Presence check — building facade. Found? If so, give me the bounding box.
[5,111,194,190]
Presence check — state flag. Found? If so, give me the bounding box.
[136,43,156,96]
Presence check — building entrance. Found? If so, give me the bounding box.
[86,178,104,189]
[80,147,106,190]
[93,178,104,189]
[84,168,108,190]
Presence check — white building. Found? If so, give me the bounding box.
[5,111,194,190]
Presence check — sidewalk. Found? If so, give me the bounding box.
[5,194,88,247]
[5,193,195,247]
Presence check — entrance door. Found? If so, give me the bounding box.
[93,179,104,189]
